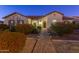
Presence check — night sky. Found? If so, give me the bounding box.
[0,5,79,21]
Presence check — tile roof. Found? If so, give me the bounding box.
[3,12,26,18]
[44,11,64,16]
[3,11,64,19]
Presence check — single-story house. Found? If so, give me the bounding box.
[3,11,75,30]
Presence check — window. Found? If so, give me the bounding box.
[20,20,23,24]
[8,20,15,26]
[11,21,14,23]
[52,20,57,23]
[17,20,24,24]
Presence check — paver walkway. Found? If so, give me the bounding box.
[22,29,56,53]
[39,29,51,39]
[21,30,79,53]
[22,38,37,53]
[33,39,56,53]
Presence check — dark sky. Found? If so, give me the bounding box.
[0,5,79,21]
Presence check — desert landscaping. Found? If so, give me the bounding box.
[0,22,79,53]
[21,33,79,53]
[1,32,79,53]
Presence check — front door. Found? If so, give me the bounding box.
[42,21,47,30]
[38,21,47,30]
[43,21,46,28]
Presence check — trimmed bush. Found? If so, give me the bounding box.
[4,29,10,32]
[0,32,26,52]
[15,24,34,34]
[9,25,16,32]
[15,24,40,34]
[31,27,39,34]
[37,26,42,31]
[49,22,74,36]
[0,24,9,31]
[74,23,79,29]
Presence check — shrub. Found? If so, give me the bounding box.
[15,24,40,34]
[9,25,16,32]
[31,26,39,34]
[0,24,9,31]
[49,22,74,36]
[37,26,42,32]
[4,29,10,32]
[15,24,34,34]
[0,32,26,52]
[74,23,79,29]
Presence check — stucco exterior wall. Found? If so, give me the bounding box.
[31,19,39,26]
[40,17,47,28]
[4,12,64,29]
[45,12,63,28]
[4,14,28,25]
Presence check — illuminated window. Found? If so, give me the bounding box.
[9,20,15,26]
[52,20,57,23]
[11,21,14,23]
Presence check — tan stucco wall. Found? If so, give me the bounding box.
[48,13,63,27]
[4,14,28,25]
[4,12,64,29]
[27,12,63,29]
[40,17,47,28]
[41,12,63,28]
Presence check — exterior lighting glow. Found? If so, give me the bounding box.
[39,21,42,24]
